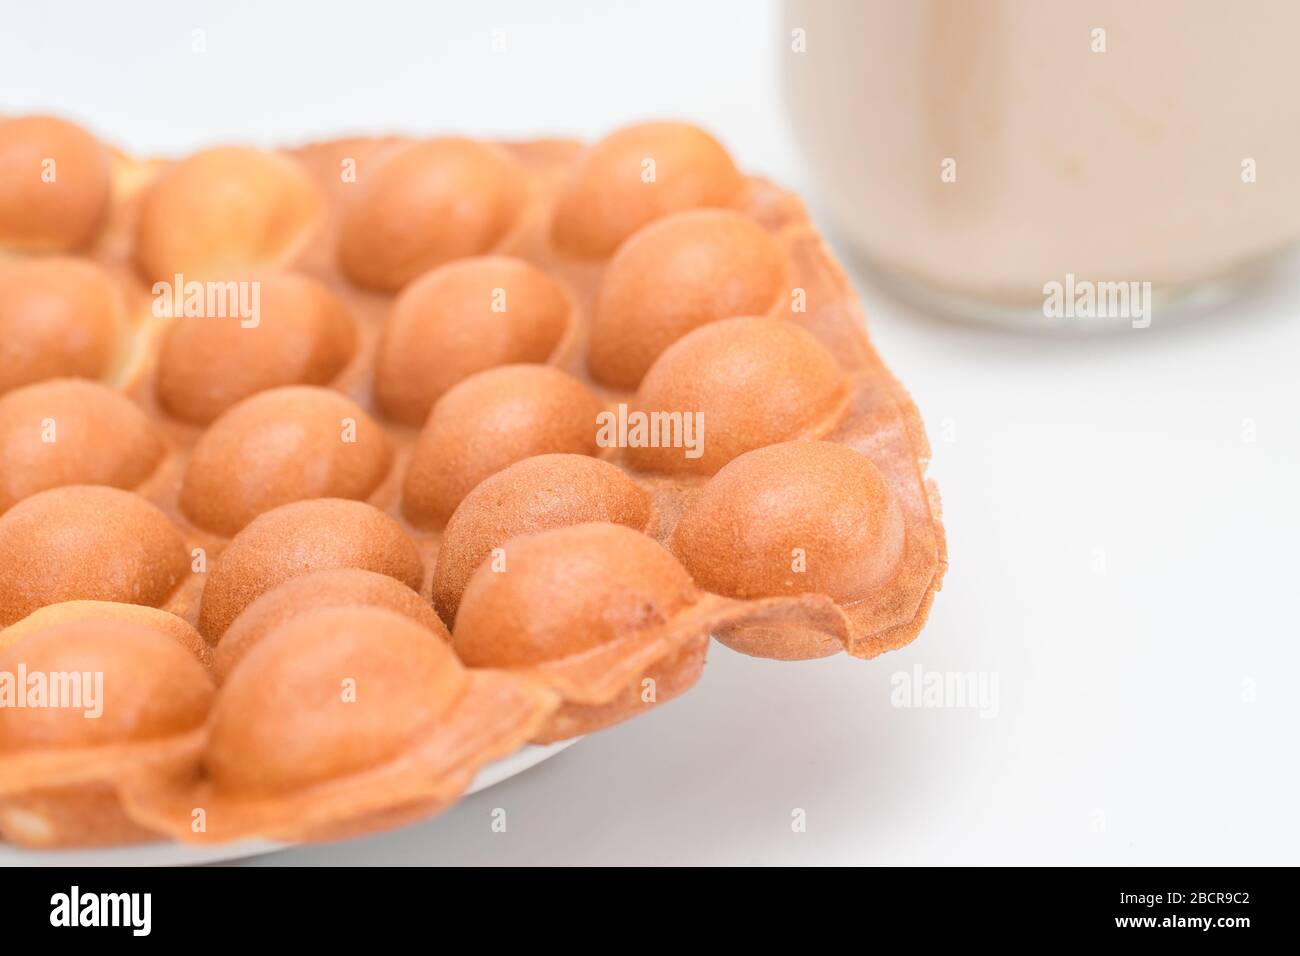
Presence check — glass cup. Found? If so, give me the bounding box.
[783,0,1300,329]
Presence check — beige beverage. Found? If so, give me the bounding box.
[783,0,1300,323]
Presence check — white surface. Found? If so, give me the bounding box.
[2,1,1297,866]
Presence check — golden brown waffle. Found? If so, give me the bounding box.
[0,115,945,847]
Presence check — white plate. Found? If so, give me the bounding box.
[0,739,577,867]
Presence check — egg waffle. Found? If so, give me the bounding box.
[0,115,945,846]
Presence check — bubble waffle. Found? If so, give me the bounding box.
[211,567,449,683]
[0,609,213,847]
[0,115,946,847]
[453,522,717,743]
[120,606,555,845]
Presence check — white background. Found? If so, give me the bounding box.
[4,0,1297,865]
